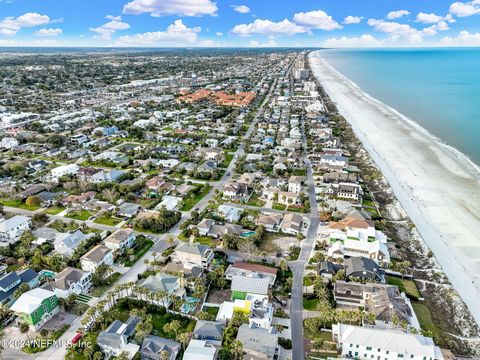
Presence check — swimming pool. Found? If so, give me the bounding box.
[240,231,256,237]
[180,297,199,314]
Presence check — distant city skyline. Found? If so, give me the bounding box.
[0,0,480,47]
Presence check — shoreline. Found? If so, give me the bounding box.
[309,50,480,327]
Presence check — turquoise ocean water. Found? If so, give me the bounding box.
[320,48,480,165]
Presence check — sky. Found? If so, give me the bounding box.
[0,0,480,47]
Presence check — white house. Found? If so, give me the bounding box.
[183,340,217,360]
[332,324,444,360]
[51,164,79,180]
[0,137,19,149]
[104,229,135,252]
[0,215,31,242]
[80,244,113,273]
[45,267,92,299]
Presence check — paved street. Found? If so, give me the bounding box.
[289,112,321,360]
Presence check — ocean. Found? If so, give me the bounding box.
[319,48,480,166]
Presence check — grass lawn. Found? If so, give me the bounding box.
[91,272,121,297]
[246,193,265,207]
[66,209,92,221]
[0,198,40,211]
[203,306,219,317]
[387,276,421,300]
[194,236,216,247]
[303,296,321,311]
[120,236,154,267]
[94,214,122,226]
[272,203,286,211]
[49,219,79,232]
[181,184,212,211]
[220,153,234,168]
[115,299,196,339]
[44,205,65,215]
[412,302,448,346]
[291,168,307,176]
[287,205,308,213]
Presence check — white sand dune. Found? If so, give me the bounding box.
[309,50,480,326]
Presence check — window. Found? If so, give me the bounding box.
[398,355,404,358]
[367,347,372,350]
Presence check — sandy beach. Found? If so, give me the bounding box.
[309,50,480,326]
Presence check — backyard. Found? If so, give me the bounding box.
[44,205,65,215]
[66,209,92,221]
[119,236,154,267]
[181,184,212,211]
[0,198,40,211]
[386,276,421,300]
[93,213,123,226]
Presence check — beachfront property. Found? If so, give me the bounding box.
[333,280,420,329]
[183,339,218,360]
[10,288,59,331]
[332,324,444,360]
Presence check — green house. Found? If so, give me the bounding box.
[11,288,59,331]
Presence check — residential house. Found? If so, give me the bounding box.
[344,257,385,283]
[236,324,281,360]
[318,261,342,279]
[146,176,166,192]
[43,267,92,299]
[217,205,243,223]
[288,176,305,193]
[104,229,135,253]
[80,244,114,273]
[256,213,283,232]
[225,262,277,287]
[280,213,306,235]
[0,269,38,305]
[137,272,185,308]
[328,240,390,264]
[141,336,181,360]
[51,164,79,180]
[117,202,141,218]
[332,324,444,360]
[183,339,217,360]
[54,230,94,257]
[97,316,141,359]
[197,219,243,239]
[11,288,59,331]
[175,243,214,269]
[0,215,31,243]
[222,182,249,201]
[231,275,270,299]
[277,191,299,206]
[333,281,419,329]
[193,320,225,346]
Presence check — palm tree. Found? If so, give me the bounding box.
[230,339,244,360]
[177,332,191,350]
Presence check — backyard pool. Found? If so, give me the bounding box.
[240,231,256,237]
[180,297,199,314]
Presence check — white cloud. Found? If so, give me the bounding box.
[367,18,425,44]
[0,12,50,36]
[343,15,363,24]
[200,39,216,46]
[90,16,130,40]
[449,1,480,17]
[123,0,218,17]
[440,30,480,45]
[231,18,307,36]
[116,20,200,46]
[416,12,445,23]
[233,5,250,14]
[35,28,63,37]
[248,38,278,47]
[323,34,380,47]
[215,32,223,36]
[386,10,410,19]
[293,10,342,30]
